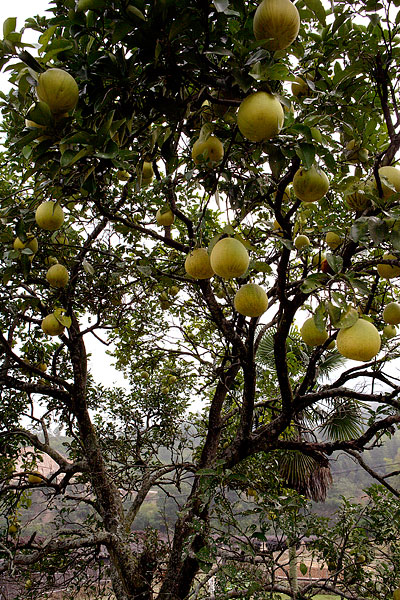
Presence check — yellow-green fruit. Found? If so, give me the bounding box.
[46,264,69,288]
[28,472,43,484]
[234,283,268,318]
[253,0,300,51]
[337,319,381,362]
[169,286,179,296]
[393,588,400,600]
[291,76,308,97]
[237,92,284,142]
[345,180,371,211]
[185,248,215,279]
[345,139,369,163]
[383,302,400,325]
[383,324,397,339]
[41,314,65,337]
[300,318,328,346]
[36,68,79,115]
[36,362,48,372]
[312,251,326,269]
[192,136,224,166]
[325,232,342,250]
[118,170,130,181]
[156,207,175,227]
[210,238,249,279]
[8,523,18,535]
[141,371,150,381]
[142,161,154,182]
[13,236,39,255]
[45,256,58,266]
[377,253,400,279]
[294,234,310,249]
[293,165,329,202]
[376,166,400,198]
[35,201,64,231]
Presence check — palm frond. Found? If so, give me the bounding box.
[277,450,333,502]
[317,350,347,380]
[318,399,364,441]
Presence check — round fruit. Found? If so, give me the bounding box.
[237,91,284,142]
[41,314,65,337]
[36,68,79,115]
[293,165,329,202]
[185,248,215,279]
[142,161,154,183]
[325,232,342,250]
[394,588,400,600]
[156,206,175,227]
[345,140,369,163]
[210,238,249,279]
[46,264,69,288]
[291,76,308,97]
[234,283,268,318]
[141,371,150,381]
[383,302,400,325]
[383,324,397,339]
[300,317,328,346]
[377,253,400,279]
[13,236,39,255]
[118,170,130,181]
[345,180,371,211]
[192,136,224,166]
[35,201,64,231]
[294,234,310,249]
[8,523,18,535]
[28,472,43,484]
[253,0,300,51]
[336,319,381,362]
[376,166,400,199]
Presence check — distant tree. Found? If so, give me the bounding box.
[0,1,400,599]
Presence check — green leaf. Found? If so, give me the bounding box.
[300,562,308,575]
[303,0,326,24]
[126,5,146,20]
[326,253,343,274]
[300,273,327,293]
[368,217,388,245]
[3,17,16,39]
[295,143,315,170]
[336,307,359,329]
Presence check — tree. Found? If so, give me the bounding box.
[1,0,400,599]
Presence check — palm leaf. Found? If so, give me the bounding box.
[318,399,364,441]
[277,450,333,502]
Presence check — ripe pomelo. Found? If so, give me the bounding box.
[383,324,397,339]
[234,283,268,317]
[185,248,215,279]
[383,302,400,325]
[237,91,284,142]
[325,232,342,250]
[293,165,329,202]
[46,264,69,288]
[35,201,64,231]
[300,317,328,346]
[210,238,249,279]
[376,166,400,199]
[192,136,224,166]
[253,0,300,51]
[294,234,310,249]
[377,253,400,279]
[156,206,175,226]
[36,68,79,115]
[13,236,39,254]
[291,76,308,97]
[41,314,65,336]
[336,319,381,362]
